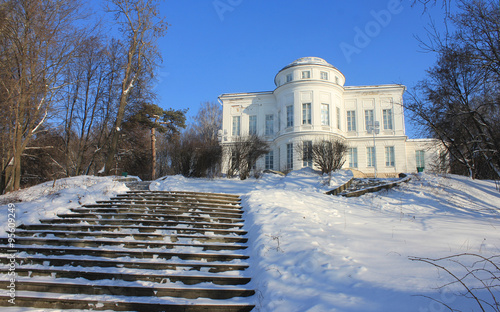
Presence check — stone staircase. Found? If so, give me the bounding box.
[0,191,255,311]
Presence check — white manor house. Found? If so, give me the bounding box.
[219,57,443,177]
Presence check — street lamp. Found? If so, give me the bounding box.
[367,120,380,178]
[150,115,170,180]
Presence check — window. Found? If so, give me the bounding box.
[249,115,257,135]
[320,71,328,80]
[302,103,311,125]
[367,146,375,167]
[335,76,339,84]
[302,71,311,79]
[232,116,240,136]
[337,107,341,130]
[287,143,294,170]
[286,105,294,128]
[385,146,395,167]
[347,110,356,131]
[383,109,393,130]
[416,150,425,168]
[321,104,330,126]
[365,110,374,131]
[303,141,313,168]
[265,114,274,136]
[265,151,274,170]
[349,148,358,168]
[286,73,293,82]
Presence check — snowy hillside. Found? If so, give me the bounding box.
[1,171,500,312]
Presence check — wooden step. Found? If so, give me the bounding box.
[0,280,255,299]
[96,199,242,210]
[0,294,255,312]
[82,203,244,215]
[1,237,247,251]
[70,208,243,218]
[116,193,241,204]
[19,223,248,235]
[40,218,244,229]
[14,229,249,243]
[11,267,251,285]
[57,212,244,223]
[126,190,241,200]
[9,246,249,261]
[0,256,249,272]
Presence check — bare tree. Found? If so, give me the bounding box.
[405,0,500,180]
[193,101,222,143]
[103,0,168,175]
[59,37,122,177]
[224,135,270,180]
[410,253,500,312]
[296,138,348,175]
[0,0,87,193]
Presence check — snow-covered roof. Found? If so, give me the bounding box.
[279,56,337,71]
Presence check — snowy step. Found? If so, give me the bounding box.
[19,223,248,235]
[125,190,241,200]
[116,193,241,204]
[9,267,251,285]
[57,212,244,223]
[71,206,243,218]
[40,218,245,229]
[14,229,249,243]
[8,246,249,261]
[0,293,254,312]
[0,279,255,299]
[79,203,244,215]
[0,256,249,272]
[0,191,254,311]
[2,237,247,251]
[97,199,243,210]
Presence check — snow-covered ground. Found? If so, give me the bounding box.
[1,170,500,312]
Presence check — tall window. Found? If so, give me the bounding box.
[416,150,425,168]
[287,143,294,170]
[337,107,341,130]
[265,114,274,136]
[286,105,294,128]
[367,146,375,167]
[385,146,395,167]
[349,148,358,168]
[232,116,240,136]
[302,71,311,79]
[365,110,374,131]
[303,141,313,167]
[286,73,293,82]
[347,110,356,131]
[265,151,274,170]
[383,109,393,130]
[302,103,311,125]
[249,115,257,135]
[321,104,330,126]
[320,71,328,80]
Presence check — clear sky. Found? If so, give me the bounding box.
[152,0,448,138]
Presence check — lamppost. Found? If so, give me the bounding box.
[367,120,380,178]
[150,115,169,180]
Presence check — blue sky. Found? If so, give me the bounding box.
[153,0,448,138]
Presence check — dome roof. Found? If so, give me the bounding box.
[279,57,336,71]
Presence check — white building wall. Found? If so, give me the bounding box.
[219,57,444,176]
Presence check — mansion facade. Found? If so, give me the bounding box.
[219,57,443,176]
